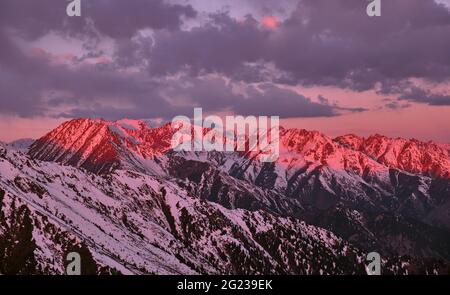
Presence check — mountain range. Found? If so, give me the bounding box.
[1,118,449,274]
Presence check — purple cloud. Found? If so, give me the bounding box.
[0,0,196,39]
[144,0,450,94]
[1,0,450,123]
[399,86,450,106]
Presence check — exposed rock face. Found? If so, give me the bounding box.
[0,118,448,274]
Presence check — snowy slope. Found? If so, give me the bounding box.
[29,118,450,179]
[8,138,35,152]
[2,119,449,274]
[335,134,450,178]
[1,144,378,275]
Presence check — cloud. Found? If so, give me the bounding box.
[261,16,279,29]
[1,0,450,122]
[383,100,412,110]
[378,80,450,107]
[140,0,450,92]
[399,86,450,106]
[1,25,343,120]
[57,76,342,120]
[146,13,267,77]
[163,77,340,118]
[0,0,196,40]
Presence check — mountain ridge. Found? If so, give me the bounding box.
[1,118,449,274]
[29,118,450,179]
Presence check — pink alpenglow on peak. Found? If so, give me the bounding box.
[335,134,450,179]
[171,109,280,163]
[28,118,450,179]
[28,118,176,174]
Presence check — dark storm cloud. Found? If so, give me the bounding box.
[0,25,163,118]
[84,0,196,38]
[143,0,450,92]
[147,13,267,76]
[162,77,338,118]
[58,76,339,120]
[1,21,339,120]
[0,29,45,117]
[399,86,450,106]
[277,0,450,89]
[2,0,450,121]
[0,0,194,118]
[233,0,295,15]
[235,84,336,117]
[0,0,196,40]
[378,80,450,106]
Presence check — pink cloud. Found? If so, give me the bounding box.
[261,16,279,29]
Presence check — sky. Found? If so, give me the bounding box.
[0,0,450,142]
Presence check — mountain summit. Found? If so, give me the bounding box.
[29,118,450,178]
[1,118,448,274]
[29,118,175,174]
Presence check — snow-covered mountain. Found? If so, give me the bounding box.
[0,142,369,275]
[28,119,174,174]
[29,119,450,179]
[1,118,450,274]
[335,134,450,178]
[8,138,35,152]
